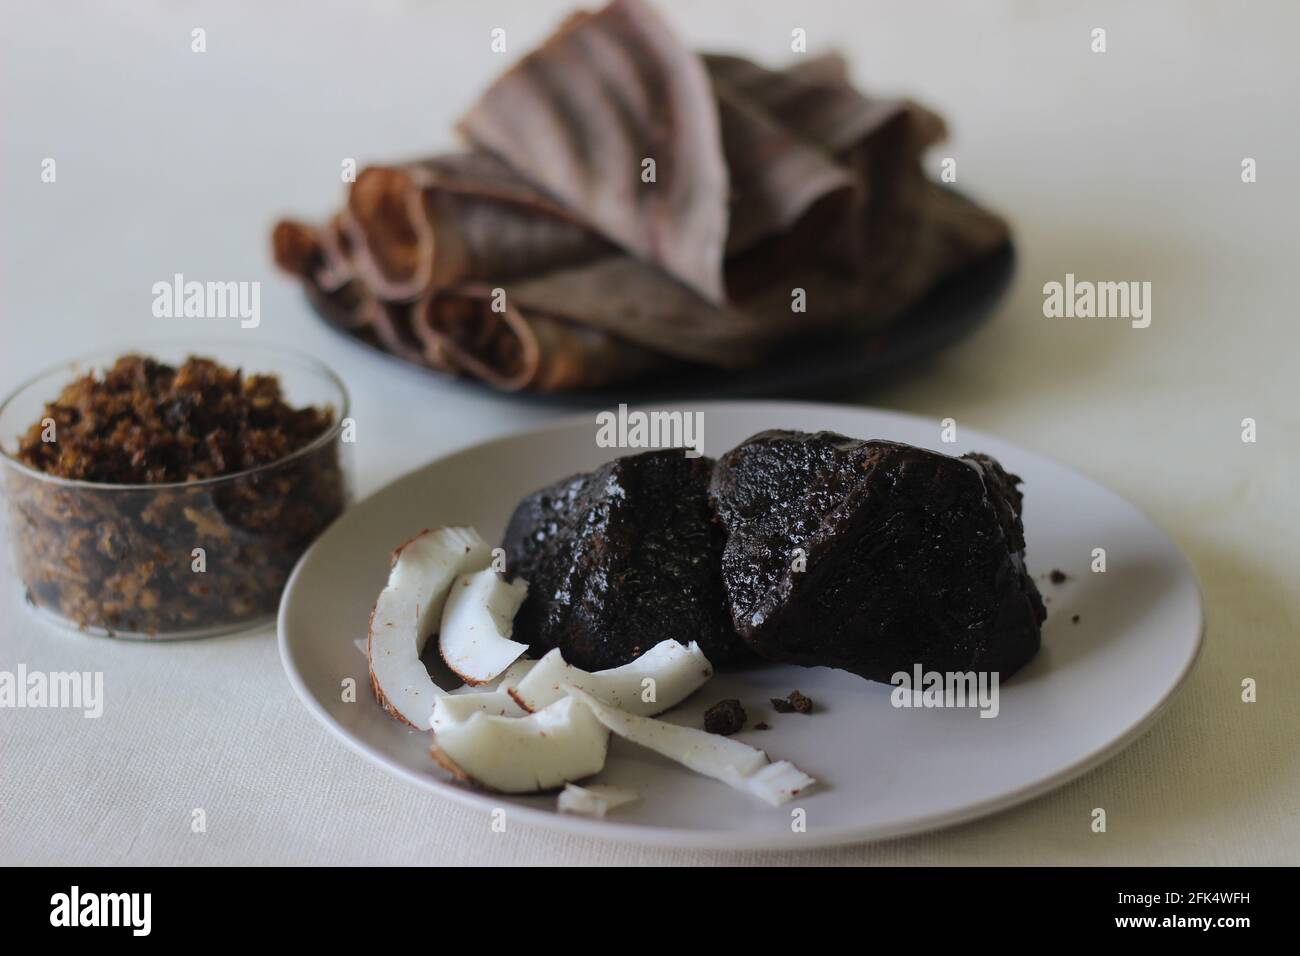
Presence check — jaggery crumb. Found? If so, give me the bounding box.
[1048,569,1069,585]
[16,355,333,483]
[703,699,747,736]
[7,354,344,635]
[772,690,813,714]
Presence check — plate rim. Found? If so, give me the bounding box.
[277,399,1206,850]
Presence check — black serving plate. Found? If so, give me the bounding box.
[319,240,1015,406]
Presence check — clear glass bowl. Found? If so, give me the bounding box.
[0,342,352,639]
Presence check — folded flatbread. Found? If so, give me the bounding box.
[272,0,1009,392]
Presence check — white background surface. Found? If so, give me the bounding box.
[1,0,1296,865]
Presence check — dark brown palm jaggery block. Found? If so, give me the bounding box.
[502,450,749,671]
[709,430,1045,682]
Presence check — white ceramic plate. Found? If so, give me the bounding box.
[278,401,1203,849]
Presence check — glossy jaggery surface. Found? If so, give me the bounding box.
[709,430,1045,681]
[501,449,750,670]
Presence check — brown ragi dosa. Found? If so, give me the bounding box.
[272,0,1009,392]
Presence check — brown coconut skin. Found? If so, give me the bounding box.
[502,450,750,671]
[708,430,1045,682]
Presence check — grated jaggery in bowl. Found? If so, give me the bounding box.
[0,348,350,638]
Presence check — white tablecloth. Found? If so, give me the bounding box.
[2,0,1296,866]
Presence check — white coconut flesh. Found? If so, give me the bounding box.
[557,783,641,818]
[432,658,537,730]
[434,658,540,723]
[431,691,527,730]
[430,696,610,794]
[460,658,535,694]
[744,760,818,806]
[509,640,713,716]
[367,526,490,730]
[563,687,816,806]
[438,570,530,685]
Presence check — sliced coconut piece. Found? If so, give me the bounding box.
[460,657,535,694]
[433,655,538,728]
[439,569,530,685]
[431,690,527,730]
[563,687,815,806]
[566,687,764,780]
[744,761,817,807]
[430,696,609,794]
[367,527,490,729]
[510,640,713,716]
[557,784,641,818]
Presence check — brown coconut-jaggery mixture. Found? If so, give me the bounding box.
[7,354,343,635]
[16,355,333,483]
